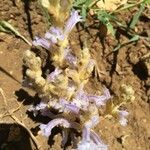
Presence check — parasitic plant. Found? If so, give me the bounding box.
[23,1,134,149]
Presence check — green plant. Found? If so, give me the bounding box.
[73,0,149,51]
[0,21,31,45]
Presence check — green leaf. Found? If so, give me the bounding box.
[129,3,145,29]
[0,21,31,45]
[97,10,116,23]
[84,0,93,7]
[128,35,139,43]
[113,44,121,51]
[143,0,150,4]
[97,10,116,36]
[81,4,87,20]
[106,22,116,36]
[116,3,135,11]
[0,25,10,33]
[113,35,139,51]
[74,0,97,7]
[73,0,86,6]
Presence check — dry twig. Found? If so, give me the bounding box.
[0,88,41,150]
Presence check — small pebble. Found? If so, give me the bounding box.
[142,119,147,123]
[9,71,13,75]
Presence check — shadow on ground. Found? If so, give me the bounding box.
[0,123,33,150]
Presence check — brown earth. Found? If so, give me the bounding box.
[0,0,150,150]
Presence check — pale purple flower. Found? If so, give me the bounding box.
[90,131,108,150]
[72,88,110,110]
[60,99,80,114]
[72,89,89,110]
[77,115,100,149]
[64,10,82,36]
[90,131,101,145]
[64,48,77,67]
[47,67,62,82]
[32,10,82,49]
[77,127,108,150]
[77,140,100,150]
[118,110,129,126]
[40,118,80,137]
[65,104,80,114]
[88,88,111,107]
[82,126,91,142]
[33,36,50,49]
[45,27,64,43]
[32,27,64,49]
[48,99,63,111]
[48,98,79,114]
[85,115,100,129]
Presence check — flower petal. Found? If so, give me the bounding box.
[90,130,108,150]
[64,48,77,67]
[88,88,111,107]
[118,110,129,126]
[64,10,82,36]
[60,99,80,114]
[77,128,108,150]
[33,36,50,49]
[72,89,89,110]
[47,67,62,82]
[85,115,100,129]
[40,118,80,137]
[45,27,64,43]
